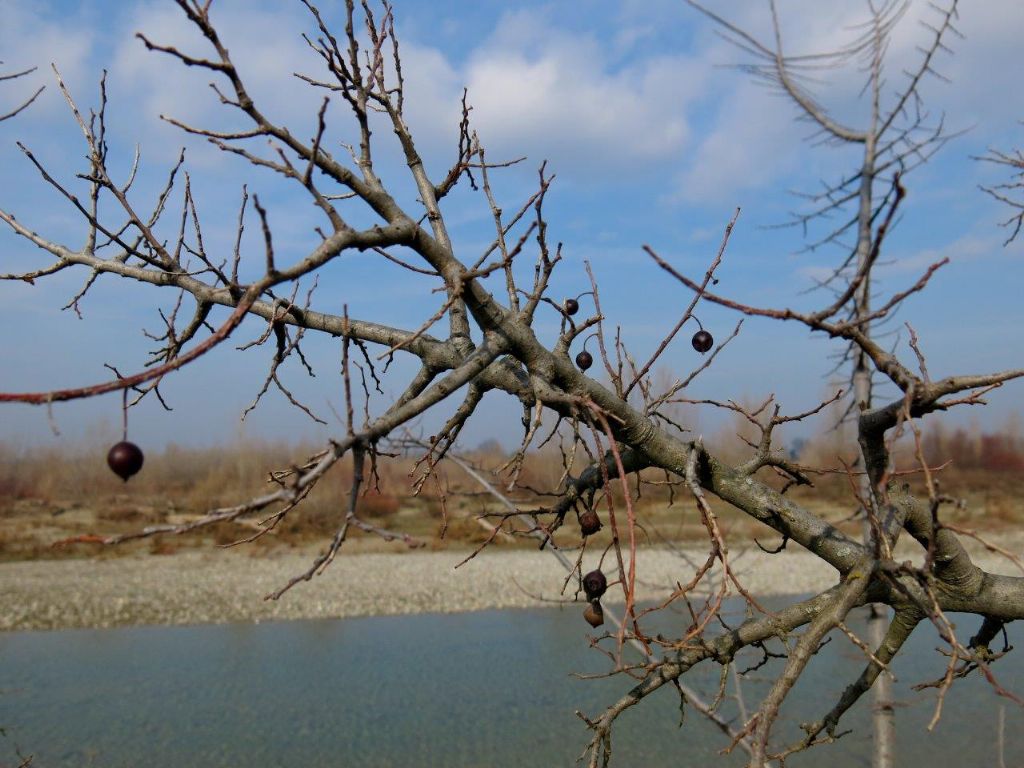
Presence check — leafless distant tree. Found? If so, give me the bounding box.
[685,0,963,413]
[684,2,964,764]
[1,3,1022,767]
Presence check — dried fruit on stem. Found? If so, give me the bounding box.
[578,509,602,536]
[107,441,144,482]
[583,569,607,600]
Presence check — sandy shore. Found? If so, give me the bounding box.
[2,541,1021,632]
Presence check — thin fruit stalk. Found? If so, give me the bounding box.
[592,405,646,660]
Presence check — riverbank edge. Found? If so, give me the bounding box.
[2,543,1019,632]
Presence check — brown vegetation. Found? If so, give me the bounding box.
[3,417,1021,562]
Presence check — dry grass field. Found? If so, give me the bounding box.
[1,420,1021,563]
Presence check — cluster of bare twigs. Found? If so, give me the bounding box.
[977,129,1024,245]
[2,2,1023,767]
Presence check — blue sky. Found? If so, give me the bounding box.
[1,0,1021,451]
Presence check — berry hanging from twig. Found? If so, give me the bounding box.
[107,441,144,482]
[107,380,144,482]
[691,329,713,353]
[575,331,599,371]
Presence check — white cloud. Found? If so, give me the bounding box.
[659,1,871,204]
[926,0,1024,127]
[94,3,695,183]
[0,1,94,121]
[109,2,325,163]
[101,3,705,184]
[469,11,700,172]
[671,0,1024,206]
[397,8,706,179]
[390,40,464,158]
[796,229,1018,286]
[880,230,1020,275]
[671,81,804,203]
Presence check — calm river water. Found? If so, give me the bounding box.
[1,600,1022,766]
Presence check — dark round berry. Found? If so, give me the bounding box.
[578,509,601,536]
[107,441,144,482]
[583,569,607,600]
[691,330,714,354]
[575,350,593,371]
[564,298,579,316]
[583,599,604,628]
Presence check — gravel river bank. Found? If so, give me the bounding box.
[2,541,1020,631]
